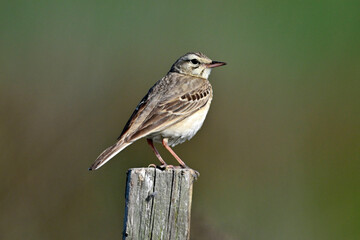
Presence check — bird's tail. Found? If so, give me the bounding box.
[89,140,131,171]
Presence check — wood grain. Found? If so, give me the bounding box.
[123,168,195,240]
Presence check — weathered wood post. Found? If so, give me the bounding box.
[122,168,196,240]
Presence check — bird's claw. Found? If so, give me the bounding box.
[149,164,199,180]
[180,165,200,180]
[148,164,174,170]
[189,169,200,180]
[159,164,174,170]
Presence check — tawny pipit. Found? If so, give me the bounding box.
[89,52,226,171]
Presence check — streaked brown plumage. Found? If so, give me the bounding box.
[89,52,226,171]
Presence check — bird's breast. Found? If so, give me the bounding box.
[152,101,212,146]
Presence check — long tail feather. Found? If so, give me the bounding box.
[89,141,130,171]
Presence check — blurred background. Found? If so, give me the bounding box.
[1,1,359,239]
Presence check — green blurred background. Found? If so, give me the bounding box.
[1,1,359,239]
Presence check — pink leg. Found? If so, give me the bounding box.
[162,138,187,168]
[147,139,168,166]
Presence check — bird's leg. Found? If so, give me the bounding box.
[162,138,188,168]
[147,139,172,169]
[162,138,200,179]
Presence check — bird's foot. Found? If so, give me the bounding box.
[148,163,157,168]
[148,164,175,170]
[180,165,200,180]
[149,164,199,180]
[189,169,200,180]
[159,164,174,170]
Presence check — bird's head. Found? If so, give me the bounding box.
[170,52,226,79]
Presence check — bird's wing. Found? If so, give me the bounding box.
[119,73,212,142]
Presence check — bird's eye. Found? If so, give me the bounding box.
[190,59,200,64]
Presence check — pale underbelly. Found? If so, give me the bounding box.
[150,103,211,146]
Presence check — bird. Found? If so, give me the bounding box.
[89,52,226,171]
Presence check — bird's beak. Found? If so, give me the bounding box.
[206,61,227,68]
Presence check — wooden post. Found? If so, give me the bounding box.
[122,168,196,240]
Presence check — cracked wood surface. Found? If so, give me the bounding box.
[123,168,195,240]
